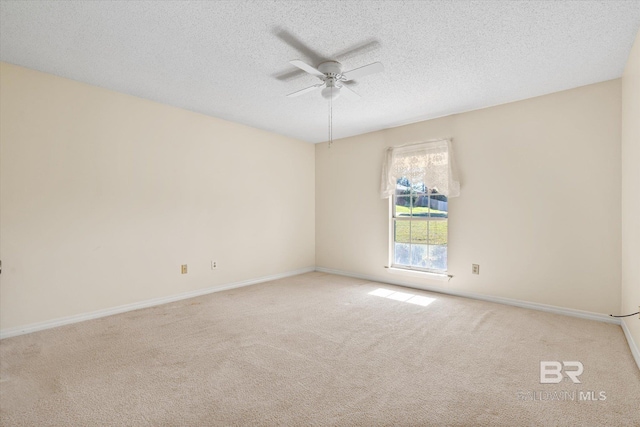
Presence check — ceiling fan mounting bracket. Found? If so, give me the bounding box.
[317,61,343,77]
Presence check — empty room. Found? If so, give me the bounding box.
[1,1,639,425]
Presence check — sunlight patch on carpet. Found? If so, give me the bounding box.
[368,288,436,306]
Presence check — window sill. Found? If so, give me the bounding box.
[386,266,451,282]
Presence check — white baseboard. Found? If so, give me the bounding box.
[621,319,640,371]
[1,264,628,351]
[0,266,315,340]
[315,267,620,325]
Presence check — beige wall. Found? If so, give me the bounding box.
[0,62,315,331]
[0,57,632,333]
[316,79,622,314]
[622,31,640,349]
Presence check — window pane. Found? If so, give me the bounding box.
[394,220,410,244]
[428,220,448,246]
[411,194,428,217]
[394,242,411,266]
[423,244,448,271]
[410,244,429,268]
[394,196,411,217]
[409,221,428,244]
[429,192,448,218]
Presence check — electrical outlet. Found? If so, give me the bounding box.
[181,264,187,274]
[211,260,217,270]
[472,264,480,275]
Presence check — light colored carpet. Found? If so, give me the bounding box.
[1,272,639,426]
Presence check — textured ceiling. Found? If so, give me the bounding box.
[1,1,640,143]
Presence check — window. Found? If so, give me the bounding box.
[392,179,448,272]
[380,139,459,275]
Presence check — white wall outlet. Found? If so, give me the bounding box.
[211,260,217,270]
[472,264,480,275]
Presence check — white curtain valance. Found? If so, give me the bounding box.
[380,139,460,199]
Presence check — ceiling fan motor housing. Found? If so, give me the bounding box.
[318,61,343,99]
[318,60,342,76]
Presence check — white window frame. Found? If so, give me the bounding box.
[390,187,448,274]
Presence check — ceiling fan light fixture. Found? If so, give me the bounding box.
[321,85,340,100]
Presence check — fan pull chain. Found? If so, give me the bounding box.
[328,85,333,148]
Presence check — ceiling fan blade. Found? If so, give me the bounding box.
[342,62,384,81]
[286,83,324,97]
[338,84,360,100]
[274,28,325,65]
[289,60,325,79]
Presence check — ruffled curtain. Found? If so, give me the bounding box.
[380,139,460,199]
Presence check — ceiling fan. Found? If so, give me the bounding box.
[286,59,384,100]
